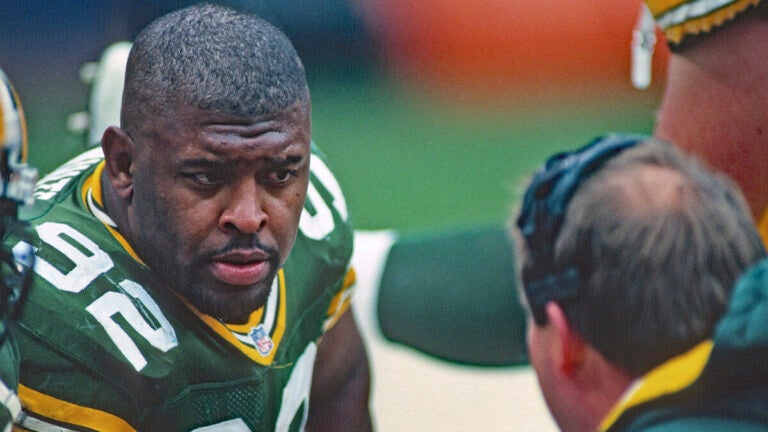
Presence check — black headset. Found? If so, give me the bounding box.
[516,134,649,325]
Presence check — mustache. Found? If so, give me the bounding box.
[214,235,279,258]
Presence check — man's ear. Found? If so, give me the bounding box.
[101,125,135,201]
[544,302,587,378]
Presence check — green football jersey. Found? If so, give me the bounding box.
[0,341,22,432]
[8,144,355,431]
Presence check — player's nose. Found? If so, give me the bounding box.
[219,179,268,234]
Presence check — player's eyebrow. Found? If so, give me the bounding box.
[266,155,304,167]
[178,158,223,169]
[175,154,306,172]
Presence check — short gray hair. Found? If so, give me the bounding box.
[517,140,765,376]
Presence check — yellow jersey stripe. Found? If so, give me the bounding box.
[599,340,714,430]
[18,385,137,432]
[757,208,768,248]
[191,270,286,365]
[323,267,356,331]
[81,162,144,264]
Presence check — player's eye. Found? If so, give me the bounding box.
[188,171,225,187]
[266,168,297,186]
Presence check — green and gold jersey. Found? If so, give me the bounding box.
[7,144,355,432]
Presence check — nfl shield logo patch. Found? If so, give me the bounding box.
[249,324,274,356]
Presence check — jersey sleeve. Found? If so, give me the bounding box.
[323,267,356,331]
[15,324,142,431]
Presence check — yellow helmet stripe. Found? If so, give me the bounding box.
[646,0,762,43]
[0,71,11,147]
[0,68,27,162]
[13,83,28,163]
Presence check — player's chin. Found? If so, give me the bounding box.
[199,280,274,323]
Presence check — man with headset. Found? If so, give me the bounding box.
[514,134,768,431]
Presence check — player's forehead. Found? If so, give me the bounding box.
[148,102,311,159]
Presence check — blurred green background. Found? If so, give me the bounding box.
[309,74,658,232]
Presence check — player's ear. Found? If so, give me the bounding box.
[101,125,135,201]
[545,302,587,378]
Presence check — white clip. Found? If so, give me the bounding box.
[631,3,657,90]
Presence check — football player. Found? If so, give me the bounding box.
[0,67,37,431]
[74,38,529,369]
[7,4,370,431]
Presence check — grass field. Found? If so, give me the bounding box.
[310,71,660,232]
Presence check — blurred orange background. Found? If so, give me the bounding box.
[357,0,669,103]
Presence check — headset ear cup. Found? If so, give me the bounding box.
[516,134,650,321]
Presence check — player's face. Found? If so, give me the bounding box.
[127,102,311,324]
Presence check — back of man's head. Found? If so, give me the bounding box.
[121,3,309,134]
[555,140,765,376]
[516,136,766,377]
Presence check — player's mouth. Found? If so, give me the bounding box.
[210,249,273,286]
